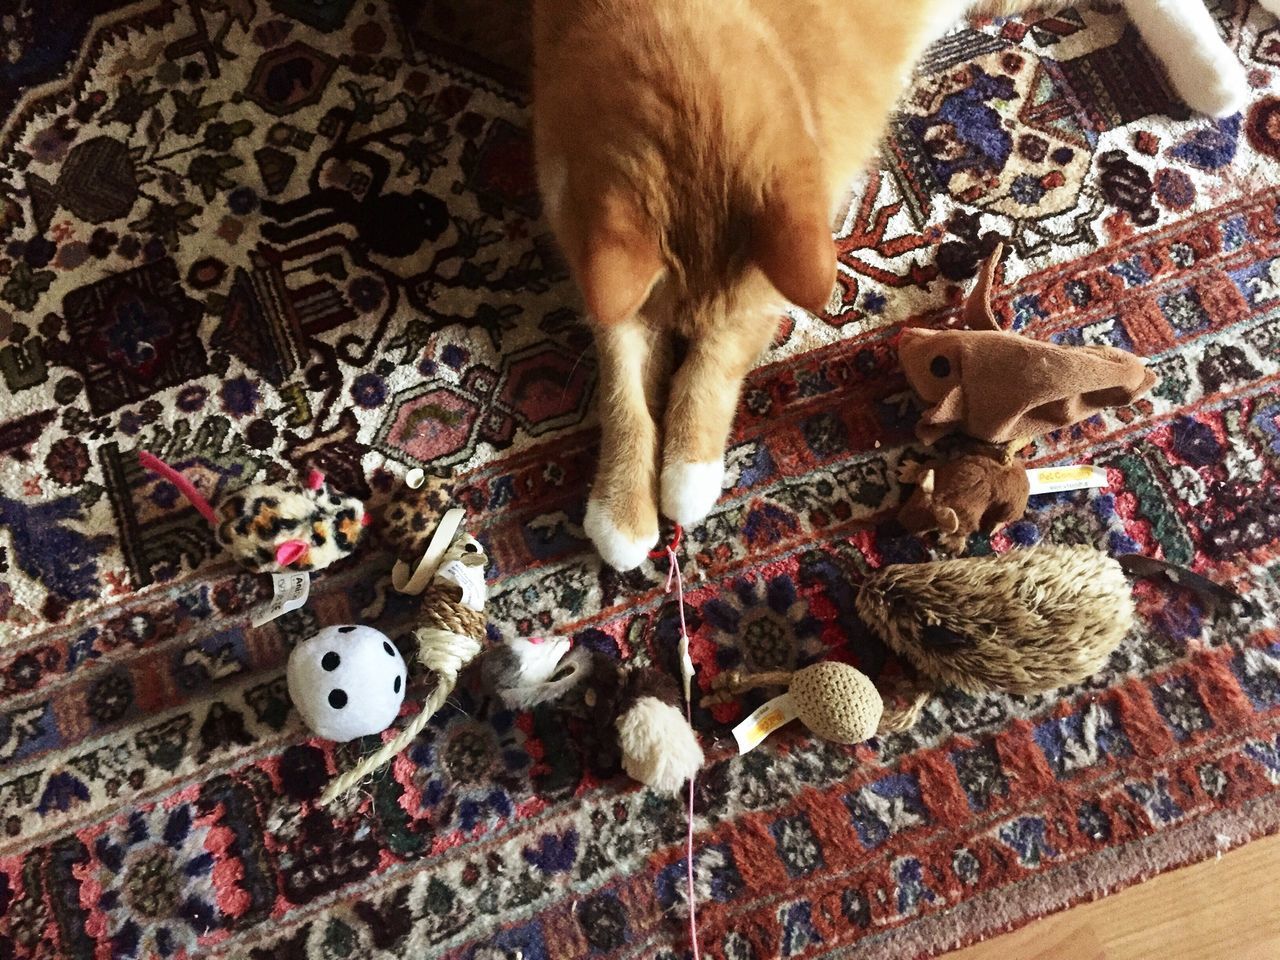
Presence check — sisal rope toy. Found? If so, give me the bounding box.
[313,502,489,807]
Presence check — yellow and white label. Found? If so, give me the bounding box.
[732,693,799,754]
[1026,465,1109,496]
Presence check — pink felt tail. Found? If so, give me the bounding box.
[138,450,220,528]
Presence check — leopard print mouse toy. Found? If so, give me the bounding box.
[139,451,369,573]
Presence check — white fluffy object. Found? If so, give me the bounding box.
[616,696,704,794]
[583,499,658,571]
[288,625,406,741]
[660,459,726,527]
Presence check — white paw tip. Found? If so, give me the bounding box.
[583,500,657,571]
[1180,61,1250,118]
[660,460,726,526]
[1192,84,1249,119]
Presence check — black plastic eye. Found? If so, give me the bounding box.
[464,542,479,553]
[328,689,348,709]
[383,641,395,656]
[930,356,952,378]
[321,652,340,671]
[393,676,402,694]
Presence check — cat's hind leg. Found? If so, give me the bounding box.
[583,318,669,570]
[1124,0,1249,118]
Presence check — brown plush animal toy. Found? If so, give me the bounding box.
[712,545,1136,736]
[710,547,1250,739]
[899,246,1157,445]
[897,452,1030,549]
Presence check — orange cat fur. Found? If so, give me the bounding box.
[532,0,1245,569]
[533,0,959,568]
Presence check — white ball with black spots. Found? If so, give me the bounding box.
[287,625,406,741]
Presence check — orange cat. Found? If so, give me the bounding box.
[532,0,1249,569]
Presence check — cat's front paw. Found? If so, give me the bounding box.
[584,498,658,571]
[660,460,726,527]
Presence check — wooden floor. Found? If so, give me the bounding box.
[943,831,1280,960]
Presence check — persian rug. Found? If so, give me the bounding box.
[0,1,1279,958]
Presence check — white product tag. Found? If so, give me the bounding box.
[677,635,696,705]
[1026,465,1109,496]
[251,571,311,627]
[435,558,488,611]
[731,692,799,754]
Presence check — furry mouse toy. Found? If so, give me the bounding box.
[897,451,1030,549]
[711,546,1250,738]
[138,451,369,573]
[482,636,704,794]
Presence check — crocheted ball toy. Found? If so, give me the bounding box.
[788,662,884,743]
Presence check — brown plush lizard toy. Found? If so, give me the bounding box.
[899,245,1157,445]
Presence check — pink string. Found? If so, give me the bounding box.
[650,524,699,960]
[138,450,219,528]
